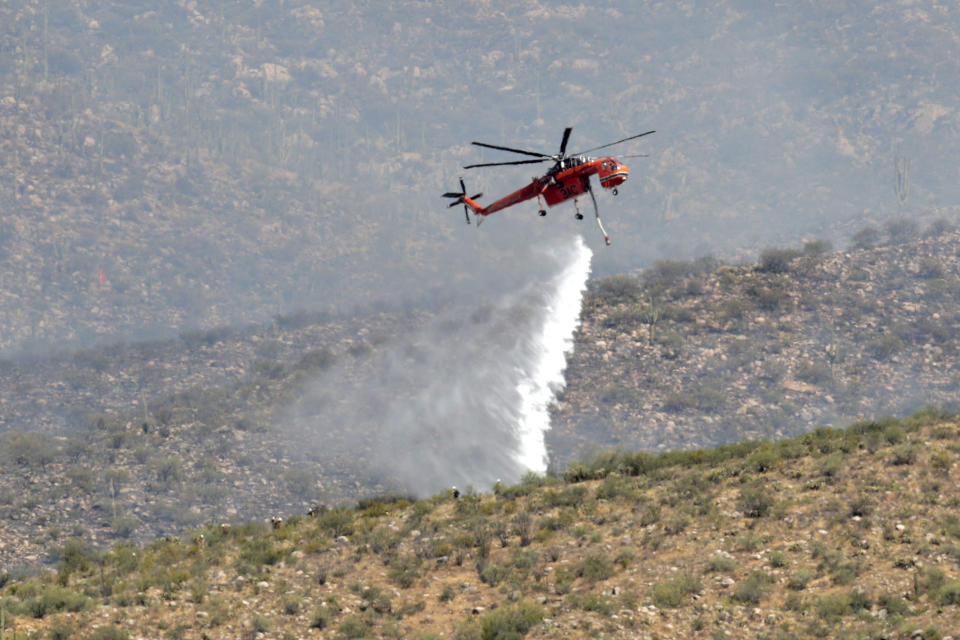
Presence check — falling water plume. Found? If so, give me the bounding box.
[286,235,593,497]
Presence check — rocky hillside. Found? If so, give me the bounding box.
[4,0,960,356]
[549,220,960,467]
[3,221,960,575]
[1,410,958,640]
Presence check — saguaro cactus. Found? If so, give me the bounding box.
[895,154,910,208]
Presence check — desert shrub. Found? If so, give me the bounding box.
[889,444,919,466]
[937,580,960,605]
[239,538,285,567]
[918,257,947,279]
[86,628,129,640]
[830,561,864,585]
[388,555,422,589]
[867,334,904,360]
[439,585,456,602]
[541,486,588,508]
[705,555,736,573]
[310,606,335,629]
[848,494,874,518]
[662,384,725,413]
[337,616,370,639]
[577,554,615,582]
[852,226,881,249]
[25,586,90,618]
[479,562,512,587]
[737,483,775,518]
[478,599,544,640]
[1,431,59,469]
[885,217,918,244]
[803,239,833,256]
[317,507,355,538]
[651,573,701,608]
[733,571,772,604]
[48,620,78,640]
[297,348,336,371]
[614,547,636,569]
[795,361,833,386]
[758,247,802,273]
[746,446,780,473]
[646,259,700,287]
[876,593,910,615]
[788,569,814,591]
[567,593,613,614]
[767,551,788,568]
[562,463,593,483]
[56,538,96,573]
[589,275,642,306]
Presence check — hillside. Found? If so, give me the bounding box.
[549,221,960,466]
[4,0,960,356]
[1,410,958,640]
[3,224,960,574]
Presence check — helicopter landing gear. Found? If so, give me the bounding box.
[612,188,619,196]
[539,209,547,216]
[574,198,583,220]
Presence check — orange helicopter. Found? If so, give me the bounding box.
[443,126,654,245]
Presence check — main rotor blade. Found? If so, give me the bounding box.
[621,154,650,159]
[442,192,463,198]
[558,126,573,156]
[463,158,549,169]
[573,130,656,155]
[471,141,550,158]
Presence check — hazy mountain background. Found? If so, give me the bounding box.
[2,0,958,356]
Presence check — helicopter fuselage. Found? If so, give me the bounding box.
[464,156,630,216]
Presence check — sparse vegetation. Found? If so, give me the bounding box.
[0,411,956,638]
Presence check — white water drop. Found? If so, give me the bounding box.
[513,235,593,472]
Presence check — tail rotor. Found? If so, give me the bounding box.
[442,178,482,224]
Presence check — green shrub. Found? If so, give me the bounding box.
[733,572,771,604]
[767,551,787,568]
[479,563,512,587]
[337,616,370,639]
[577,554,615,582]
[803,239,832,256]
[737,483,775,518]
[890,444,918,466]
[388,555,422,589]
[795,361,833,386]
[479,599,544,640]
[787,569,813,590]
[86,627,130,640]
[590,275,642,306]
[25,586,90,618]
[705,555,736,573]
[868,334,904,360]
[651,573,701,608]
[848,494,874,517]
[310,606,334,629]
[758,247,802,273]
[239,538,285,567]
[852,226,881,249]
[567,593,613,614]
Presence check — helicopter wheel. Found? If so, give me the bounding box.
[612,188,618,196]
[539,209,547,216]
[575,213,584,220]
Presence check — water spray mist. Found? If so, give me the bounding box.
[287,234,594,497]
